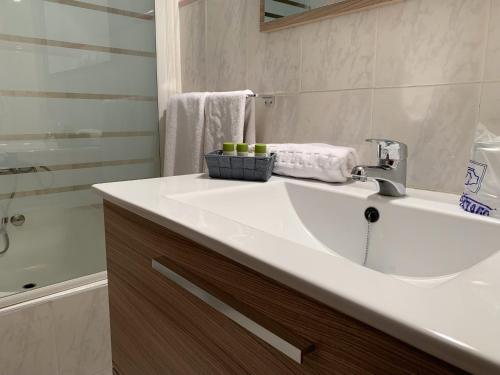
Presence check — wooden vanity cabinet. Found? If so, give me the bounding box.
[103,201,466,375]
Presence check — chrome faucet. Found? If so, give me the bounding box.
[351,139,408,197]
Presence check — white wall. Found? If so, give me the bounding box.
[179,0,500,194]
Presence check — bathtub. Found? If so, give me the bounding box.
[0,271,111,375]
[0,270,107,309]
[0,204,107,301]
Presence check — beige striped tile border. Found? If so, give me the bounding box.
[0,159,158,199]
[47,158,156,171]
[0,184,92,200]
[179,0,202,7]
[45,0,155,20]
[0,131,155,141]
[0,33,155,58]
[0,90,156,102]
[0,158,155,175]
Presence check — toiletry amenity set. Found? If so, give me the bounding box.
[205,142,359,183]
[205,143,276,182]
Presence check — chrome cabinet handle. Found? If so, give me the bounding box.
[152,257,314,364]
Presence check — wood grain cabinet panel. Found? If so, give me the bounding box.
[104,201,466,375]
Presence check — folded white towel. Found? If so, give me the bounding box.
[267,143,359,183]
[163,92,208,176]
[203,90,255,158]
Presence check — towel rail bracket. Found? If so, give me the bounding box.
[247,94,274,106]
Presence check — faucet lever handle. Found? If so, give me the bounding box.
[365,139,407,161]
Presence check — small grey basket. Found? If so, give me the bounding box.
[205,150,276,182]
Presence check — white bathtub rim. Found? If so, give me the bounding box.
[0,271,107,312]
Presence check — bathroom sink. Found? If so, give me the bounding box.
[95,175,500,372]
[173,181,500,280]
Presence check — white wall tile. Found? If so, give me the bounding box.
[262,91,372,162]
[0,304,59,375]
[479,82,500,135]
[375,0,489,87]
[254,95,277,143]
[294,90,373,162]
[257,95,300,143]
[372,84,480,193]
[51,287,112,375]
[179,0,207,92]
[246,1,301,93]
[206,0,247,91]
[484,0,500,81]
[301,9,376,91]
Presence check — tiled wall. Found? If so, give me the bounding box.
[0,285,111,375]
[179,0,500,194]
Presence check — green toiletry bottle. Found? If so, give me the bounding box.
[254,144,268,157]
[237,143,249,157]
[222,142,236,156]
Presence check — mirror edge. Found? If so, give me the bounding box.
[260,0,400,32]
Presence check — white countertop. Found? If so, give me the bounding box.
[94,174,500,374]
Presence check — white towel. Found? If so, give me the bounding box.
[244,94,256,146]
[267,143,359,183]
[203,90,255,157]
[163,92,208,176]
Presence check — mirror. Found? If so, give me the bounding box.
[261,0,397,32]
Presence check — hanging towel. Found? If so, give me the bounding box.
[163,92,208,176]
[244,93,256,146]
[267,143,359,183]
[203,90,255,157]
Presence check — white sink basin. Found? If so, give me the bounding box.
[173,181,500,281]
[94,174,500,372]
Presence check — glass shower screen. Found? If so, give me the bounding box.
[0,0,159,298]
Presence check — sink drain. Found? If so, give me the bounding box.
[364,207,380,223]
[362,207,380,266]
[22,283,36,289]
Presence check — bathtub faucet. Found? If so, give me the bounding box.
[0,217,9,255]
